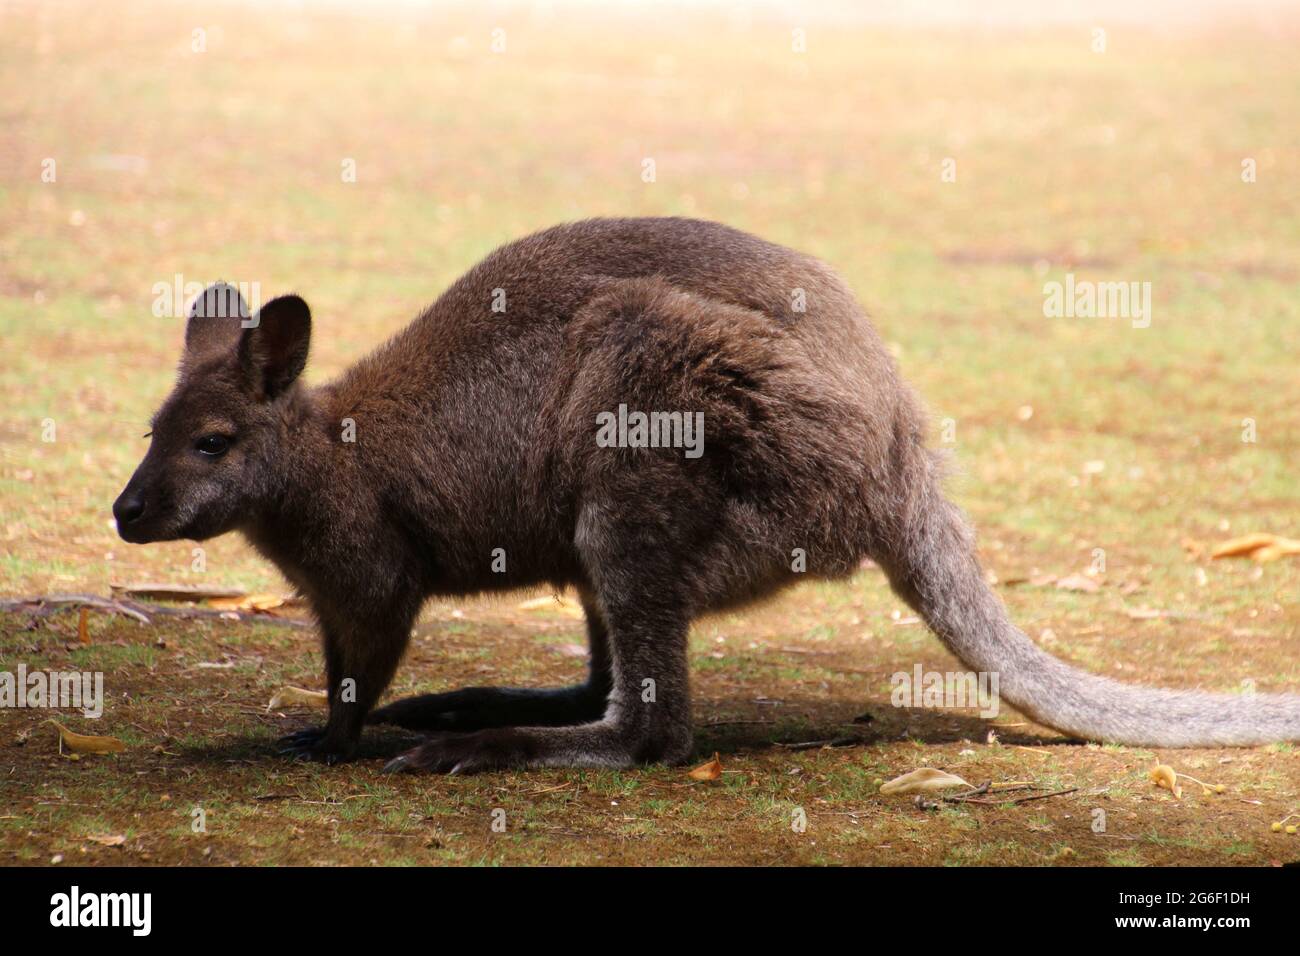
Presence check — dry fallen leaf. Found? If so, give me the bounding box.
[687,752,723,781]
[266,686,328,711]
[1252,544,1300,563]
[879,767,972,796]
[87,833,126,847]
[208,604,243,617]
[1150,764,1182,799]
[1211,533,1277,559]
[1211,533,1300,561]
[45,719,126,756]
[209,593,285,612]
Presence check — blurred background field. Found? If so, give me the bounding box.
[1,0,1297,597]
[0,1,1298,865]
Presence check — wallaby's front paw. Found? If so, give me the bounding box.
[382,729,534,775]
[277,727,356,765]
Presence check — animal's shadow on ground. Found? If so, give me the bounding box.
[180,725,431,768]
[179,694,1076,770]
[694,694,1076,754]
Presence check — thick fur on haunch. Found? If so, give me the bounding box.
[114,217,1300,772]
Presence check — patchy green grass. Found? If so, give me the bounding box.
[3,590,1299,866]
[1,1,1299,865]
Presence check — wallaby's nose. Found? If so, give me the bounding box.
[113,493,145,526]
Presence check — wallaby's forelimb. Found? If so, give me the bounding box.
[281,605,416,763]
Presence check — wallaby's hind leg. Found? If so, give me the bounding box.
[382,604,692,773]
[384,510,695,773]
[368,596,612,731]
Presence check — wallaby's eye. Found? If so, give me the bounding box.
[195,435,231,457]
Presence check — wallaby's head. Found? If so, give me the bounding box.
[113,283,312,544]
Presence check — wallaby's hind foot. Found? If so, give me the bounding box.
[381,728,545,774]
[367,685,608,732]
[381,720,693,775]
[378,583,694,774]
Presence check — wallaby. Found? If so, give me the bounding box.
[114,217,1300,772]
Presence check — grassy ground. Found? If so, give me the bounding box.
[1,0,1298,866]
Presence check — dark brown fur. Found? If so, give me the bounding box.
[114,217,1300,772]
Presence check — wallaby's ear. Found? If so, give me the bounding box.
[238,294,311,400]
[185,282,250,359]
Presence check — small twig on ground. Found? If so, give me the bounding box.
[0,593,310,628]
[952,781,993,799]
[947,786,1079,807]
[1,594,152,624]
[914,781,1079,810]
[526,783,579,796]
[775,735,864,751]
[296,796,366,806]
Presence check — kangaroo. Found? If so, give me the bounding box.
[113,217,1300,772]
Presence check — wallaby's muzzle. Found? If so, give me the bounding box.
[112,457,178,544]
[112,488,145,530]
[113,476,159,543]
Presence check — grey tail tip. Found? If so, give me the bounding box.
[883,482,1300,748]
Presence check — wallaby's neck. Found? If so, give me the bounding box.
[242,383,357,576]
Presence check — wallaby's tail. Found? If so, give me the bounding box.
[877,467,1300,747]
